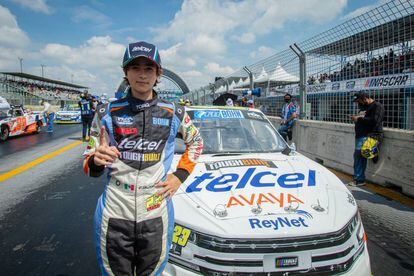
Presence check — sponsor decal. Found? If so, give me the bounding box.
[307,84,327,93]
[146,194,162,211]
[172,225,192,247]
[346,81,355,89]
[184,115,191,124]
[136,103,150,110]
[276,257,298,268]
[193,110,244,120]
[132,45,151,52]
[347,193,356,206]
[205,159,277,171]
[186,168,316,193]
[226,192,304,208]
[121,152,161,162]
[99,107,105,113]
[185,124,198,136]
[152,117,170,126]
[246,112,263,120]
[249,216,309,231]
[332,83,340,90]
[90,130,99,137]
[115,116,134,126]
[114,180,135,191]
[118,138,162,150]
[115,127,138,135]
[365,74,409,88]
[86,138,95,150]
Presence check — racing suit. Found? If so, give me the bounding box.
[83,92,203,275]
[79,98,94,139]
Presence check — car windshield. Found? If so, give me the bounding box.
[61,105,79,111]
[175,109,286,154]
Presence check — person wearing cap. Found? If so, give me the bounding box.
[78,92,94,141]
[348,92,384,187]
[82,41,203,275]
[277,93,297,142]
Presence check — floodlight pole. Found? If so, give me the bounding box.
[18,57,23,73]
[41,64,46,78]
[290,43,307,119]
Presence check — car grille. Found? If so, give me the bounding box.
[169,214,364,275]
[193,216,356,254]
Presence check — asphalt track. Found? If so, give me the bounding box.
[0,125,413,276]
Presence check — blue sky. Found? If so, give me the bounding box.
[0,0,386,94]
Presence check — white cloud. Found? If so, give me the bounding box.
[41,36,124,68]
[71,5,111,27]
[11,0,51,14]
[250,46,276,59]
[204,62,235,76]
[0,5,30,70]
[232,32,256,44]
[39,36,126,92]
[151,0,348,88]
[180,70,203,78]
[341,0,388,21]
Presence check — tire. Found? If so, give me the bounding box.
[0,125,9,142]
[36,121,41,133]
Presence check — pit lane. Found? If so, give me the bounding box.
[0,134,412,275]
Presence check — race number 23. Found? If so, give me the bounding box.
[172,225,192,247]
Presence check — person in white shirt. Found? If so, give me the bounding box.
[40,99,55,132]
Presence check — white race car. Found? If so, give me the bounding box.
[165,106,371,276]
[0,105,43,141]
[55,104,81,124]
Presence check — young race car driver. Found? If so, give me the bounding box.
[82,41,203,275]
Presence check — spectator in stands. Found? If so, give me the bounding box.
[277,93,297,142]
[348,92,384,187]
[40,99,56,132]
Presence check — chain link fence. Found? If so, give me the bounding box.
[191,0,414,130]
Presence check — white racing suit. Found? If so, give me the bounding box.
[83,92,203,275]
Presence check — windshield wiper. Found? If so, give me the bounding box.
[211,153,243,157]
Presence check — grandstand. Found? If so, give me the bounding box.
[0,72,87,106]
[191,0,414,130]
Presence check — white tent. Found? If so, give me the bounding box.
[268,63,299,83]
[234,78,245,88]
[254,67,269,83]
[229,80,236,90]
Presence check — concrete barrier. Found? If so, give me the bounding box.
[268,116,414,197]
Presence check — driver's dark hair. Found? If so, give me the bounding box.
[284,93,292,98]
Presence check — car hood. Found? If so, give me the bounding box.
[171,152,357,239]
[56,111,80,116]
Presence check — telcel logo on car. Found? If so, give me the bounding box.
[186,168,316,193]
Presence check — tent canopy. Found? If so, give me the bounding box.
[268,63,299,84]
[254,67,269,83]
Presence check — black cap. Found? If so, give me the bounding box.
[352,91,368,102]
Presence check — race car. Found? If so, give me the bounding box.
[55,104,81,124]
[164,106,371,276]
[0,105,43,142]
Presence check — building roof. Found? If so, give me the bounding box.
[1,72,88,89]
[307,14,414,56]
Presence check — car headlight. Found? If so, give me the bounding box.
[169,224,200,272]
